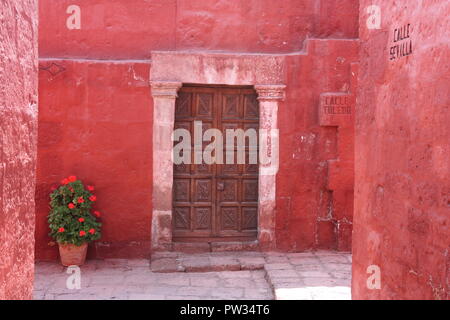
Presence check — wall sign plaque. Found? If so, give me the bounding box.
[319,93,354,127]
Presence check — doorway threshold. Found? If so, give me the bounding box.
[151,251,264,273]
[170,240,259,254]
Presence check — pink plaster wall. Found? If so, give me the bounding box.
[0,0,38,300]
[353,0,450,300]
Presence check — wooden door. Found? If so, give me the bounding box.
[173,85,259,242]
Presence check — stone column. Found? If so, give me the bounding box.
[255,85,286,250]
[150,81,182,251]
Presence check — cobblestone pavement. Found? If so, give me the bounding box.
[34,251,351,300]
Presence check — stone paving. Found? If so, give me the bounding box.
[34,251,351,300]
[265,251,352,300]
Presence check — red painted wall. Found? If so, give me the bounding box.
[0,0,38,299]
[39,0,358,59]
[36,0,359,259]
[36,61,152,259]
[277,40,358,252]
[353,0,450,299]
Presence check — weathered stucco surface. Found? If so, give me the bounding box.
[277,40,358,252]
[36,0,358,259]
[353,0,450,299]
[39,0,358,59]
[0,0,38,299]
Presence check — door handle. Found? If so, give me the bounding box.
[217,182,225,191]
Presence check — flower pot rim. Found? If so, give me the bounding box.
[57,241,89,247]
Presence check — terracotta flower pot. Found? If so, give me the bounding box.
[58,242,88,266]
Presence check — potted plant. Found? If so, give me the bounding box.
[48,175,102,266]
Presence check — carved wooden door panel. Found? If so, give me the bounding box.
[173,85,259,242]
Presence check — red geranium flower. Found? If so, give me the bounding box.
[89,228,96,235]
[78,218,85,223]
[58,227,65,233]
[68,176,77,182]
[87,185,95,191]
[61,178,69,185]
[77,197,84,203]
[93,211,101,217]
[68,203,75,209]
[89,195,97,202]
[79,230,86,236]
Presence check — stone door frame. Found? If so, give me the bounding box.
[150,51,286,251]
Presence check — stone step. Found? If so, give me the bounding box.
[150,251,266,273]
[172,241,259,254]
